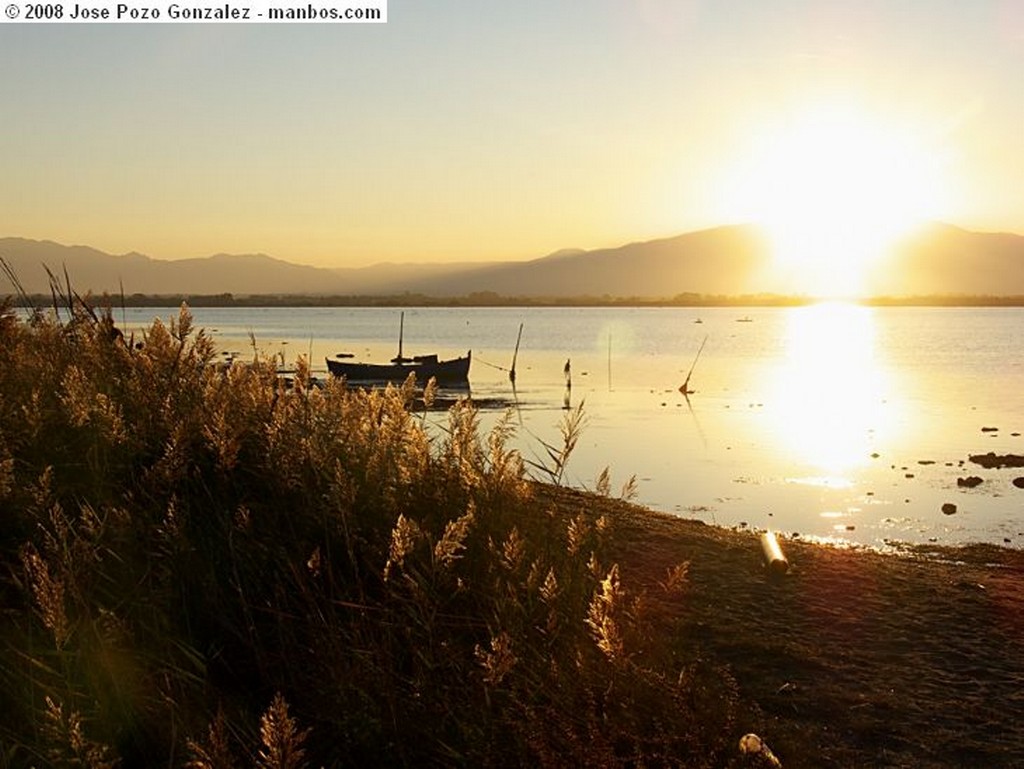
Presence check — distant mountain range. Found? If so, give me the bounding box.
[2,222,1023,300]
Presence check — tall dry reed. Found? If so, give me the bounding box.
[0,291,735,767]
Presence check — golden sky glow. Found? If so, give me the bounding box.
[2,3,1023,275]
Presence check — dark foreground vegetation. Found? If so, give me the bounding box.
[6,293,1024,768]
[0,298,739,767]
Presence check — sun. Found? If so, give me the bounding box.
[722,103,950,297]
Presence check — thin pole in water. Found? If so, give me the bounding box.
[510,322,523,384]
[397,311,405,362]
[680,334,708,395]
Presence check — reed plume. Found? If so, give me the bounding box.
[257,693,310,769]
[0,286,735,767]
[586,564,626,662]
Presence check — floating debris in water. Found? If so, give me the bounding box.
[942,503,958,515]
[957,476,984,488]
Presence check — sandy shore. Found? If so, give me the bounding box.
[542,485,1024,769]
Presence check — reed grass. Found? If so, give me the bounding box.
[0,288,737,767]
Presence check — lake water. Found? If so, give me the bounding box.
[118,304,1024,550]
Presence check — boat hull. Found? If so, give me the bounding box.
[326,352,471,385]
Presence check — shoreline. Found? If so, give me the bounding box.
[9,292,1024,308]
[5,299,1020,766]
[543,484,1024,768]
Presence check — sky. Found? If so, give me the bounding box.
[3,0,1024,270]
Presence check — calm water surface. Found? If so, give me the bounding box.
[121,304,1024,549]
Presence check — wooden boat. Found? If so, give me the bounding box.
[326,351,471,385]
[325,311,471,385]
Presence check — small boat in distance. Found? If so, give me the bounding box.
[326,352,471,385]
[325,312,471,385]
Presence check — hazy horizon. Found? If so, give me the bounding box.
[3,218,1016,268]
[5,219,1024,301]
[5,1,1024,296]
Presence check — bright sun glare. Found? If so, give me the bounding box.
[765,302,897,477]
[726,103,950,297]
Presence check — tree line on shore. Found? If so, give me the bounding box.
[7,290,1024,308]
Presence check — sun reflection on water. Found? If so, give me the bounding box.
[766,302,895,478]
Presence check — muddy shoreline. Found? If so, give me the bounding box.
[544,485,1024,768]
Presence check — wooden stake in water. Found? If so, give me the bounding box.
[563,358,572,409]
[680,334,708,395]
[510,322,523,384]
[393,311,406,363]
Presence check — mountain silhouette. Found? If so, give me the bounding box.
[2,223,1023,300]
[864,223,1024,297]
[399,225,770,298]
